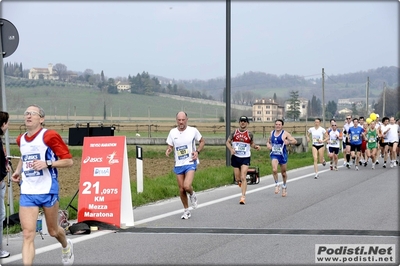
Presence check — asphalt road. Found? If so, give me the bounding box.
[2,158,399,265]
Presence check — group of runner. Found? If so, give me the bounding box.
[329,115,399,171]
[167,112,399,216]
[307,114,399,178]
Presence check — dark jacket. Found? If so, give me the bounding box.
[0,138,7,181]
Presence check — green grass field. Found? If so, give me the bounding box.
[5,85,228,122]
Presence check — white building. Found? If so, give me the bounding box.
[284,97,308,119]
[252,98,284,122]
[28,63,58,80]
[116,81,131,92]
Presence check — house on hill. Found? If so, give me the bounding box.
[28,63,58,80]
[116,81,131,92]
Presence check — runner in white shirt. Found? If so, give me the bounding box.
[306,118,328,179]
[342,115,354,168]
[166,111,205,219]
[378,117,390,168]
[325,121,342,171]
[325,119,336,170]
[386,116,399,168]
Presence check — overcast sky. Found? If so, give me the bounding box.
[1,1,398,80]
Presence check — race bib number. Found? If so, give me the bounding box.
[271,144,282,155]
[312,135,320,144]
[368,137,376,143]
[352,135,359,141]
[330,139,337,145]
[234,143,247,156]
[176,145,189,160]
[23,160,43,177]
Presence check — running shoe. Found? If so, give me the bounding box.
[355,166,359,171]
[334,166,338,171]
[189,191,198,209]
[375,161,379,165]
[322,161,326,166]
[239,196,245,205]
[359,161,362,166]
[282,187,287,197]
[181,209,191,219]
[0,250,10,259]
[314,173,319,179]
[274,184,280,194]
[238,181,242,187]
[346,163,350,169]
[390,162,394,168]
[383,163,386,168]
[62,239,74,266]
[372,164,375,169]
[364,162,367,167]
[330,165,333,170]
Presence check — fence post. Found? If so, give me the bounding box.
[136,145,143,193]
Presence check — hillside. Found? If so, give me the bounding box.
[3,85,251,123]
[3,66,398,120]
[172,66,399,103]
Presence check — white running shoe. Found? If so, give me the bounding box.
[0,250,10,259]
[189,191,198,209]
[62,239,74,266]
[181,209,191,220]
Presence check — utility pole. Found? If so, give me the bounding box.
[225,0,231,166]
[366,76,369,114]
[322,68,325,128]
[382,82,386,117]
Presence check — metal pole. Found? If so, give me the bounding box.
[225,0,231,166]
[366,77,369,114]
[0,24,15,214]
[382,82,386,117]
[322,68,325,128]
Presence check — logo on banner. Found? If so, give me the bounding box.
[93,167,110,176]
[107,152,119,164]
[83,156,103,163]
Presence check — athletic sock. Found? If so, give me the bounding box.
[346,154,350,162]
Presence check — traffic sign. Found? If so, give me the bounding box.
[0,18,19,58]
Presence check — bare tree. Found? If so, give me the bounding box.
[53,63,68,81]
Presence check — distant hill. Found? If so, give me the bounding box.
[157,66,399,103]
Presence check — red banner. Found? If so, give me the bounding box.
[77,136,134,228]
